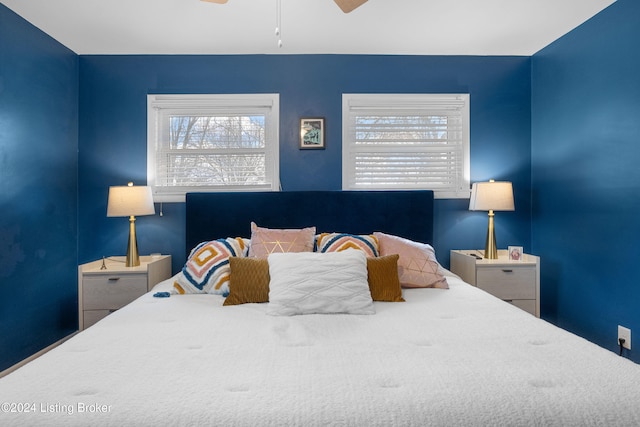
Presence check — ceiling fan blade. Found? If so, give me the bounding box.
[201,0,229,4]
[334,0,368,13]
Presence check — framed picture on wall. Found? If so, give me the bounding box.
[299,118,325,149]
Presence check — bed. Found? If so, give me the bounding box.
[2,190,640,426]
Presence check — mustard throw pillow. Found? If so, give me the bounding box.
[223,257,270,305]
[367,254,404,302]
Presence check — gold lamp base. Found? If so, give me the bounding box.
[125,215,140,267]
[484,209,498,259]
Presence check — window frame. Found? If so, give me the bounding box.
[147,94,280,203]
[341,93,470,199]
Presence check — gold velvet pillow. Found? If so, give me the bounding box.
[223,257,270,306]
[367,254,404,302]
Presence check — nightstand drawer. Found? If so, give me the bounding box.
[476,267,536,300]
[82,275,147,310]
[510,299,536,315]
[83,310,111,329]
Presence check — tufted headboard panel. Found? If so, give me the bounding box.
[185,190,434,255]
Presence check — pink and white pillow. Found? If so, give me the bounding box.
[373,232,448,289]
[248,222,316,258]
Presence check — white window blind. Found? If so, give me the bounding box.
[147,94,279,202]
[342,94,470,199]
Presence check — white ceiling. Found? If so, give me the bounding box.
[2,0,616,56]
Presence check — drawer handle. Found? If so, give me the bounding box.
[108,277,121,282]
[501,269,514,273]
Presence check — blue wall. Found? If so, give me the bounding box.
[4,0,639,372]
[532,0,639,361]
[78,55,532,273]
[0,5,79,371]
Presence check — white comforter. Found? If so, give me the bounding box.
[2,273,640,426]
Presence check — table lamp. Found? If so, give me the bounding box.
[469,180,514,259]
[107,182,155,267]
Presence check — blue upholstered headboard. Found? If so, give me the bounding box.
[185,191,434,255]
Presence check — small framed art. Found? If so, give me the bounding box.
[300,118,325,149]
[508,246,523,261]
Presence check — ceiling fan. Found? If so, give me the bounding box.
[200,0,368,14]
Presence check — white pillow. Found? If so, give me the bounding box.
[267,250,375,316]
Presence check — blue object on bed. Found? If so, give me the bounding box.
[185,190,434,256]
[153,292,171,298]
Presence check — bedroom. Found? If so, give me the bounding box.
[1,0,639,405]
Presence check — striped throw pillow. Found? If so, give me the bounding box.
[174,237,247,296]
[316,233,379,257]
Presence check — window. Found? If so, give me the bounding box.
[342,94,470,199]
[147,94,279,202]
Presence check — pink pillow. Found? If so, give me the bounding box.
[248,222,316,258]
[373,232,448,289]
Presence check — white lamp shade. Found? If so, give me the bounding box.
[107,185,155,217]
[469,181,515,211]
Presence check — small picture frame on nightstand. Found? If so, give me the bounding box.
[508,246,523,261]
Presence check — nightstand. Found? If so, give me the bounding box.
[450,250,540,317]
[78,255,172,330]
